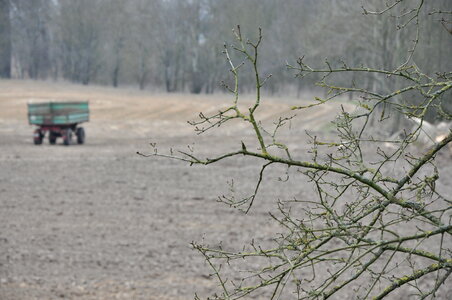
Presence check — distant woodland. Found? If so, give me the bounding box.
[0,0,451,98]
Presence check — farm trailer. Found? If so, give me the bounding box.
[28,101,89,146]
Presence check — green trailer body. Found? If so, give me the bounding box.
[27,101,89,145]
[28,101,89,125]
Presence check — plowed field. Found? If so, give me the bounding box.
[0,80,450,299]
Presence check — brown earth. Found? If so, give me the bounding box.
[0,80,450,299]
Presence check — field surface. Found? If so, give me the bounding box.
[0,80,450,299]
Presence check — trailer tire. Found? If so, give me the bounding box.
[76,127,85,144]
[49,132,57,145]
[33,129,43,145]
[63,129,72,146]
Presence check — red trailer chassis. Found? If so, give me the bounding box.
[33,124,85,146]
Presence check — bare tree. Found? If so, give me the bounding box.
[10,0,53,79]
[130,0,161,90]
[0,0,11,78]
[104,0,129,88]
[57,0,105,85]
[142,2,452,299]
[4,0,451,99]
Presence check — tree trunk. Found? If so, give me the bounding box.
[111,38,123,88]
[0,0,11,78]
[164,65,171,92]
[112,64,119,87]
[138,58,147,90]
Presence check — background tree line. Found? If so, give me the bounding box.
[0,0,451,103]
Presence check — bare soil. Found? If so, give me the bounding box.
[0,80,450,299]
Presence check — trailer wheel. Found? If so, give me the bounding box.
[76,127,85,144]
[49,132,57,145]
[63,129,72,146]
[33,129,43,145]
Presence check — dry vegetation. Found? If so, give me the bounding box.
[0,80,328,138]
